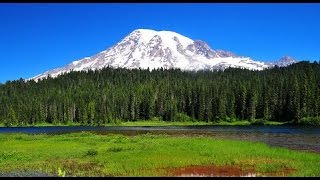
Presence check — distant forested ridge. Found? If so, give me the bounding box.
[0,61,320,126]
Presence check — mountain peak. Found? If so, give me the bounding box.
[30,29,296,82]
[279,56,297,62]
[128,28,194,46]
[273,56,297,67]
[130,28,157,35]
[132,28,186,35]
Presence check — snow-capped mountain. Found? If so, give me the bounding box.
[30,29,297,81]
[272,56,297,67]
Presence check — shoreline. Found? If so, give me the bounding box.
[0,120,291,128]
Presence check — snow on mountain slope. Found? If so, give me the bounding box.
[30,29,296,82]
[270,56,298,67]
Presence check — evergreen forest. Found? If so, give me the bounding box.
[0,61,320,126]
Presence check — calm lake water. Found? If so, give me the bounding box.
[0,125,319,153]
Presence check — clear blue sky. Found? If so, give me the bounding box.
[0,3,320,83]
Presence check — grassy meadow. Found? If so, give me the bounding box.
[0,132,319,177]
[0,119,286,127]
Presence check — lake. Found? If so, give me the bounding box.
[0,125,319,153]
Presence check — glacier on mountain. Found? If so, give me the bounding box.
[30,29,297,82]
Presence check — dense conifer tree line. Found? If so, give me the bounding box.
[0,61,319,126]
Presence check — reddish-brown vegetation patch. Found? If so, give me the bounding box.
[168,165,256,177]
[167,164,295,177]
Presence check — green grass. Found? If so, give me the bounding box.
[212,120,251,125]
[119,120,286,126]
[0,120,287,127]
[118,120,213,126]
[0,132,319,177]
[0,122,83,127]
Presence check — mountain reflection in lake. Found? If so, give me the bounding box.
[0,125,319,153]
